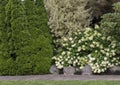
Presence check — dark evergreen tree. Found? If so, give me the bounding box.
[0,0,12,75]
[35,0,51,39]
[0,0,8,58]
[5,0,28,60]
[0,0,53,75]
[0,0,29,75]
[0,0,16,75]
[16,0,53,74]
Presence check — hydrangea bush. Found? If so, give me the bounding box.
[52,28,120,73]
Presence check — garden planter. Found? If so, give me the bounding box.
[63,66,75,75]
[108,66,120,74]
[49,65,59,75]
[82,65,92,75]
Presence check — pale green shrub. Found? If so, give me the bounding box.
[44,0,91,49]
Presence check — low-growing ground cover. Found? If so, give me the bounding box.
[0,80,120,85]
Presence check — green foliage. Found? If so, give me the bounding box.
[0,0,53,75]
[100,2,120,54]
[35,0,52,39]
[53,28,120,73]
[0,0,8,59]
[5,0,27,59]
[87,0,119,25]
[0,58,16,75]
[44,0,91,51]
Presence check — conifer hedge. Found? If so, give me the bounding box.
[0,0,53,75]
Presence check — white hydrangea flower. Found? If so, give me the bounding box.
[82,45,85,48]
[97,33,101,37]
[61,62,64,64]
[73,32,77,35]
[96,42,100,47]
[94,24,100,29]
[100,45,103,49]
[68,48,72,51]
[97,69,101,73]
[65,58,68,61]
[69,37,72,41]
[57,65,63,69]
[68,60,72,64]
[112,44,116,48]
[63,37,68,41]
[80,66,84,69]
[78,40,81,43]
[71,40,74,43]
[93,41,96,44]
[67,52,71,55]
[89,36,93,40]
[88,54,91,57]
[86,27,91,31]
[101,50,105,54]
[107,36,111,41]
[101,69,105,72]
[77,47,81,51]
[81,37,85,41]
[104,57,107,61]
[62,44,66,46]
[71,44,76,47]
[62,52,66,55]
[59,56,62,59]
[90,44,94,48]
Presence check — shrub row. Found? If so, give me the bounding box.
[0,0,119,75]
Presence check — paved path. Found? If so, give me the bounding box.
[0,75,120,81]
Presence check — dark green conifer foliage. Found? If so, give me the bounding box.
[35,0,51,39]
[16,0,53,75]
[0,0,12,75]
[0,0,29,75]
[0,0,53,75]
[5,0,28,60]
[100,2,120,55]
[0,0,8,58]
[0,0,16,75]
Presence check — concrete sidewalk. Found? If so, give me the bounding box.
[0,75,120,81]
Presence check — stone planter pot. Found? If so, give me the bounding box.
[63,66,75,75]
[108,66,120,74]
[49,65,59,75]
[82,65,92,75]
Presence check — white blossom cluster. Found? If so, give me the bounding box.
[52,28,120,73]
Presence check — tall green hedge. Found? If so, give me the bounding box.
[0,0,53,75]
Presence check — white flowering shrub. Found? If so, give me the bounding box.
[52,28,120,73]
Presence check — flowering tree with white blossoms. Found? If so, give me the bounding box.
[52,28,120,73]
